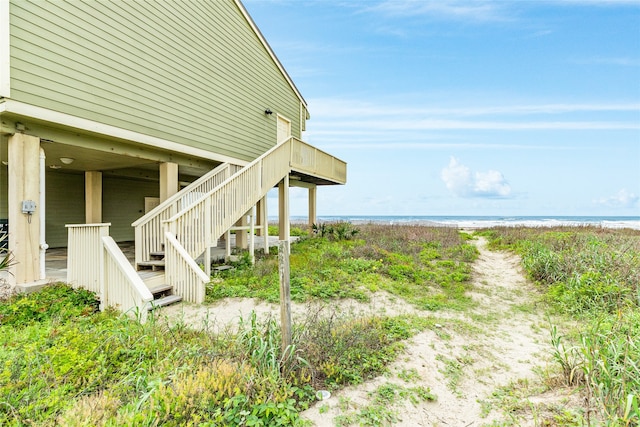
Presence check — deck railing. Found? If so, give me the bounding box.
[66,223,111,295]
[290,137,347,184]
[132,162,242,266]
[67,224,153,320]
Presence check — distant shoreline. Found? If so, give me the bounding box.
[280,215,640,230]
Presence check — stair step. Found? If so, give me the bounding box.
[137,260,165,271]
[150,251,165,260]
[147,295,183,311]
[148,284,173,296]
[139,270,165,288]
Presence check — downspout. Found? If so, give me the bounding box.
[39,148,48,279]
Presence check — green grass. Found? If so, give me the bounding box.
[207,223,479,312]
[0,284,433,426]
[481,226,640,426]
[12,224,636,425]
[0,223,479,426]
[334,382,435,427]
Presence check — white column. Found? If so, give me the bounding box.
[261,196,269,255]
[308,185,317,234]
[8,133,41,284]
[85,171,102,223]
[39,148,47,279]
[278,175,290,253]
[159,162,179,202]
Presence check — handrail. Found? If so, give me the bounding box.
[102,236,154,321]
[132,162,241,266]
[157,136,346,303]
[164,231,208,303]
[165,139,291,259]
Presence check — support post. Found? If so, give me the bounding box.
[261,196,269,255]
[85,171,103,223]
[159,162,179,202]
[7,133,41,284]
[279,240,292,352]
[204,198,211,277]
[39,148,47,279]
[278,175,290,253]
[308,185,317,234]
[249,206,255,264]
[235,212,249,249]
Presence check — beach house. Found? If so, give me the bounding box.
[0,0,346,315]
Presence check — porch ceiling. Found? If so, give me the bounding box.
[30,141,215,180]
[40,141,157,172]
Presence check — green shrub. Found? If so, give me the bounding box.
[0,283,98,325]
[296,310,430,387]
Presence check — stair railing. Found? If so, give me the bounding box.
[165,139,291,261]
[153,137,346,304]
[163,231,208,304]
[159,140,290,302]
[132,162,242,266]
[102,235,154,321]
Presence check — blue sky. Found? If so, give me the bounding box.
[245,0,640,217]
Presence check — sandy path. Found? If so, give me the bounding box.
[159,236,571,426]
[301,237,558,426]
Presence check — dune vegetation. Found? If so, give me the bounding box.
[480,226,639,426]
[0,224,638,426]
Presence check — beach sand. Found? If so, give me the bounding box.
[158,235,582,426]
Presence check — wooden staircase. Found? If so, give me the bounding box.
[137,250,166,272]
[138,268,183,311]
[137,248,183,310]
[66,137,345,320]
[130,136,347,308]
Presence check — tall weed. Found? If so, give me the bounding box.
[485,226,640,425]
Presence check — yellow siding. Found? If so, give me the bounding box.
[45,172,84,248]
[103,177,158,243]
[9,0,302,161]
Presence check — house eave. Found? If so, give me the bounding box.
[0,99,249,167]
[235,0,307,109]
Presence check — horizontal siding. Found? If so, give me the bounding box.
[45,172,85,248]
[9,0,301,161]
[103,177,158,243]
[45,173,160,247]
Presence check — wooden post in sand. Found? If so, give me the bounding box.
[279,240,292,352]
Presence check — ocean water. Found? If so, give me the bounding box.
[288,215,640,230]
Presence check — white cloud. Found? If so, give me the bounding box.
[474,170,512,197]
[441,157,472,196]
[310,98,640,118]
[366,0,510,22]
[307,98,640,132]
[441,157,512,198]
[594,189,639,208]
